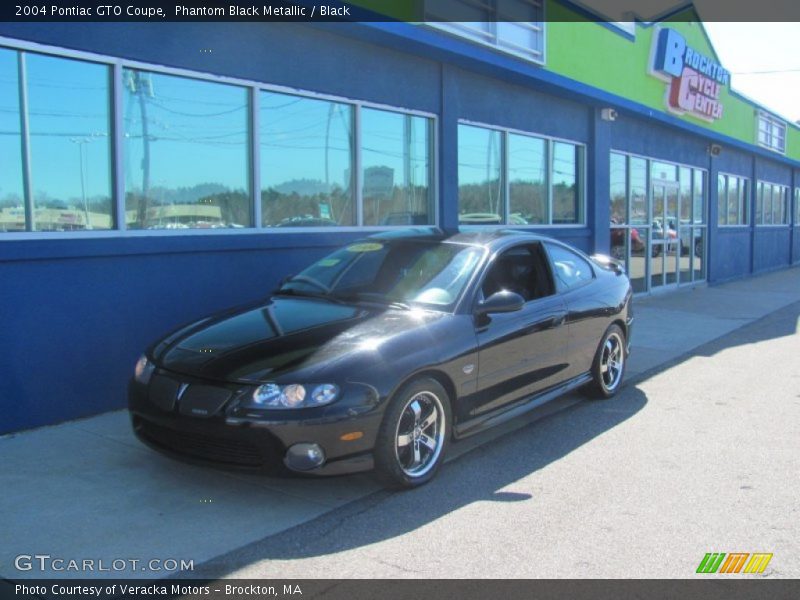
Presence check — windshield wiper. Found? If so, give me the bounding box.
[274,288,346,304]
[330,292,411,310]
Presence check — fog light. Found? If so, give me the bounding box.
[284,443,326,471]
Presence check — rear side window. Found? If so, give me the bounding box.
[546,243,594,292]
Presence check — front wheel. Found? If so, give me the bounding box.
[373,378,451,489]
[584,324,627,399]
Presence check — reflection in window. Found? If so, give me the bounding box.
[27,53,113,231]
[795,188,800,225]
[679,167,691,222]
[360,108,432,226]
[260,92,354,227]
[630,157,647,225]
[552,142,580,224]
[0,49,24,232]
[509,134,547,224]
[756,181,789,225]
[458,124,503,224]
[717,173,748,226]
[547,243,593,292]
[693,170,705,224]
[458,124,584,226]
[124,69,250,230]
[609,152,626,225]
[651,161,676,182]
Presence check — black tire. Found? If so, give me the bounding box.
[373,377,452,489]
[583,324,627,400]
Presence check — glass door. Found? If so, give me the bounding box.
[650,181,680,289]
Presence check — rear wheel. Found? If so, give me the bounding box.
[584,324,627,399]
[373,378,451,489]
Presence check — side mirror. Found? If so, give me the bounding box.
[476,290,525,316]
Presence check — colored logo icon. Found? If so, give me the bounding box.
[696,553,773,574]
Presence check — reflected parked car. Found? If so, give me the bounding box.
[129,229,633,488]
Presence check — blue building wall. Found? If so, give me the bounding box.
[0,22,797,433]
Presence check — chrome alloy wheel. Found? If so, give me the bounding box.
[394,391,446,478]
[600,332,625,392]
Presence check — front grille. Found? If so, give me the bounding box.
[134,418,266,467]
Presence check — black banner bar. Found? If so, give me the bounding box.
[2,579,800,600]
[3,0,800,22]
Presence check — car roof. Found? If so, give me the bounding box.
[367,227,556,248]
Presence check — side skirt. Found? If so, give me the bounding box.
[453,373,592,440]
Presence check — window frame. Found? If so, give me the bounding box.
[0,35,439,239]
[756,111,787,154]
[457,119,587,228]
[755,179,791,227]
[426,1,546,66]
[716,172,750,228]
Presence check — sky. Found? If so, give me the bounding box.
[702,22,800,124]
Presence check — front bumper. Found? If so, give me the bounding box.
[129,370,383,476]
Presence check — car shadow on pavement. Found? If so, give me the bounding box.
[186,385,647,576]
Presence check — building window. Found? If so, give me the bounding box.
[1,49,113,232]
[795,188,800,225]
[124,69,251,230]
[260,93,354,227]
[755,181,790,225]
[0,48,24,232]
[757,112,787,154]
[360,108,433,226]
[0,42,437,236]
[426,1,545,64]
[457,123,585,226]
[609,151,707,293]
[717,173,749,226]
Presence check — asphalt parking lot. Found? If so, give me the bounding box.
[1,266,798,579]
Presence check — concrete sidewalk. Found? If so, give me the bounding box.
[2,266,799,579]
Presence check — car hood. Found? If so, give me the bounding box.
[151,296,446,383]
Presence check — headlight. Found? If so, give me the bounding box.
[247,383,339,409]
[134,355,155,385]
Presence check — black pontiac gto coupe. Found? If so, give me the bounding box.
[129,229,633,488]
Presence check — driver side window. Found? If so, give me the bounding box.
[481,244,555,303]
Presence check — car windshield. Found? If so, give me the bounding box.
[279,239,485,311]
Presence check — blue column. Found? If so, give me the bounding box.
[439,64,460,233]
[588,107,612,254]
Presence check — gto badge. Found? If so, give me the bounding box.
[462,364,475,375]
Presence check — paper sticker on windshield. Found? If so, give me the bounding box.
[317,258,340,267]
[346,243,383,253]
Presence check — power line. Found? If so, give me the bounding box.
[732,68,800,75]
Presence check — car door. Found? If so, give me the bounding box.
[468,243,569,419]
[544,242,607,379]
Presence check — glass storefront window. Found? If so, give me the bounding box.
[360,108,432,226]
[552,141,580,224]
[124,69,250,230]
[693,170,705,224]
[27,53,113,231]
[0,49,25,232]
[458,124,584,226]
[756,181,790,225]
[609,152,626,225]
[651,161,677,183]
[458,124,503,224]
[630,157,647,225]
[509,133,547,224]
[718,173,748,226]
[679,167,691,223]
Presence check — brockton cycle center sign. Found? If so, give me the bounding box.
[649,26,731,122]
